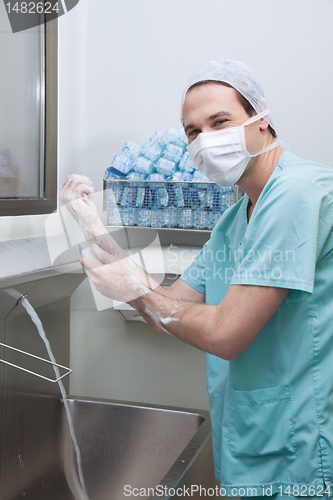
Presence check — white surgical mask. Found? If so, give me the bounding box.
[187,109,279,187]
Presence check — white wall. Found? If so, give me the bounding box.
[57,0,333,409]
[70,279,208,408]
[58,0,333,196]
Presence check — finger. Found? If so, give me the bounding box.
[62,184,94,206]
[60,175,79,203]
[81,249,104,270]
[73,183,94,199]
[67,181,94,199]
[84,192,94,202]
[91,244,116,265]
[75,179,94,190]
[81,247,105,265]
[62,174,79,192]
[61,175,94,200]
[64,174,93,189]
[82,265,94,283]
[80,175,94,186]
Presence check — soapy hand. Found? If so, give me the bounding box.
[81,244,152,304]
[60,174,128,260]
[60,174,100,231]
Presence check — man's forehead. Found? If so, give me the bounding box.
[183,84,241,121]
[186,81,238,100]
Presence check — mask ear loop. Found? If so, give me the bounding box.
[242,109,271,127]
[240,109,282,157]
[251,140,280,157]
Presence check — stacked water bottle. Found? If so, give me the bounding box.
[103,128,234,230]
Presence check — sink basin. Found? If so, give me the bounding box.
[1,394,212,500]
[63,398,211,500]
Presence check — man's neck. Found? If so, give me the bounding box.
[236,145,284,206]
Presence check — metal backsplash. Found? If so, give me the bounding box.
[0,272,84,499]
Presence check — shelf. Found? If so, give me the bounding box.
[104,226,210,248]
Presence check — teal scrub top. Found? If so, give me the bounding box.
[180,151,333,495]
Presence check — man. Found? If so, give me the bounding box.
[61,58,333,499]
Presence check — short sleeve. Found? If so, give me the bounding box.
[179,243,207,295]
[231,176,332,293]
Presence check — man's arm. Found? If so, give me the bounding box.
[131,284,289,359]
[61,175,288,359]
[159,277,205,303]
[81,244,288,360]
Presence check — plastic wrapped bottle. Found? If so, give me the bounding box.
[179,152,195,173]
[135,156,155,175]
[119,181,138,226]
[179,208,193,229]
[104,166,125,180]
[104,166,126,206]
[163,144,185,165]
[122,142,141,162]
[105,127,236,230]
[111,155,134,175]
[126,171,147,180]
[141,141,164,162]
[193,209,207,230]
[155,158,177,177]
[148,173,167,181]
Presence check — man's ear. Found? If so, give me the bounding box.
[259,118,269,131]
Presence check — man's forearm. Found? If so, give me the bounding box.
[131,289,220,355]
[80,219,125,259]
[82,220,166,294]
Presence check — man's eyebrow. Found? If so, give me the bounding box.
[207,110,232,121]
[184,111,232,135]
[184,123,196,134]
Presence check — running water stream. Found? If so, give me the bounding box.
[20,297,89,500]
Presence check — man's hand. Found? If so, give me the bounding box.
[59,174,127,260]
[81,244,152,303]
[60,174,100,231]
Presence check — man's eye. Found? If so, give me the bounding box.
[189,129,200,137]
[214,120,227,126]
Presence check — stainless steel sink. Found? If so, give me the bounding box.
[63,397,212,500]
[0,394,212,500]
[0,279,213,500]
